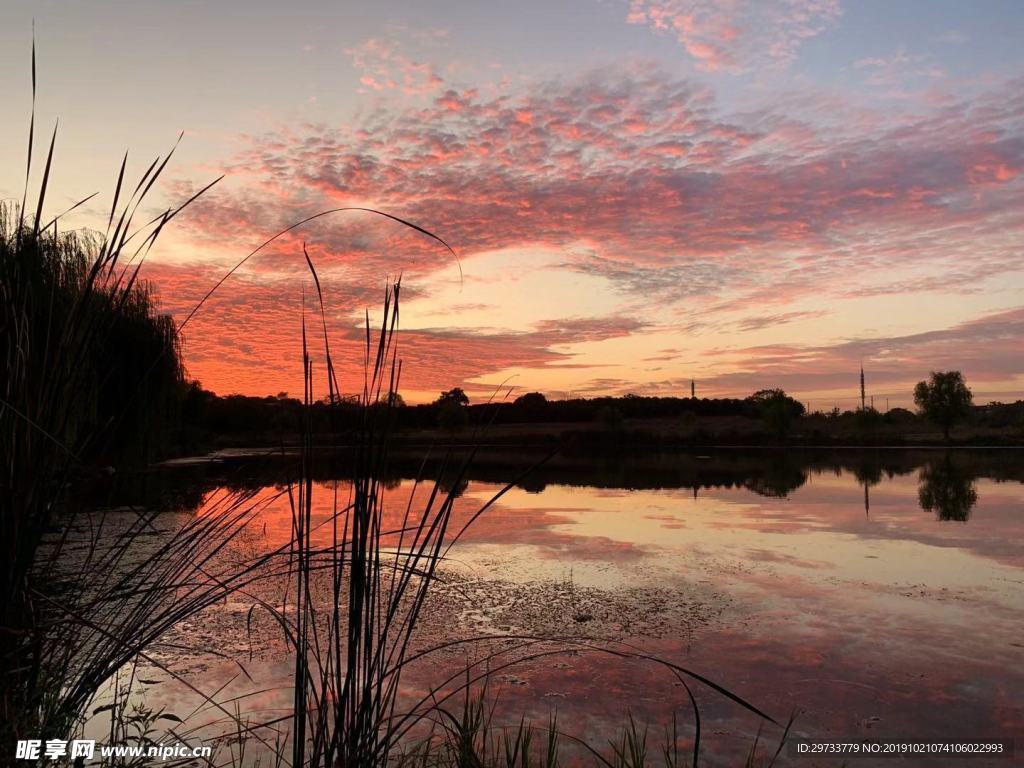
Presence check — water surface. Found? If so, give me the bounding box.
[87,449,1023,765]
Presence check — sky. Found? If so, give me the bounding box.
[2,0,1023,407]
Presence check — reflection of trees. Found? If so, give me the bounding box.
[743,455,808,498]
[437,476,469,499]
[118,448,1018,516]
[918,456,978,522]
[852,460,883,486]
[379,475,403,491]
[518,475,548,494]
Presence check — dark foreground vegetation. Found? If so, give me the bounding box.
[1,83,244,759]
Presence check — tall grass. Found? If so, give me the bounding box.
[292,282,575,764]
[0,38,238,749]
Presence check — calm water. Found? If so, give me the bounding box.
[87,449,1023,765]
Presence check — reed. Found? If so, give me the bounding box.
[0,38,239,749]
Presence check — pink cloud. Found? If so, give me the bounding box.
[152,65,1024,397]
[346,37,446,96]
[626,0,842,72]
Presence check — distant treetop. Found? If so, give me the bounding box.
[435,387,469,406]
[513,392,547,408]
[914,370,972,440]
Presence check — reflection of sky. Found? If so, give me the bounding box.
[157,467,1024,763]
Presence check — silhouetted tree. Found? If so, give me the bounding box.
[513,391,547,409]
[369,391,406,429]
[376,392,406,408]
[1,209,185,466]
[436,387,469,432]
[748,389,805,439]
[913,371,973,440]
[436,387,469,407]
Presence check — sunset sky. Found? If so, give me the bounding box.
[2,1,1023,407]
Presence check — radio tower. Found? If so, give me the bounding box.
[691,379,695,399]
[860,364,866,411]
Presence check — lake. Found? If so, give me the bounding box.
[82,448,1023,765]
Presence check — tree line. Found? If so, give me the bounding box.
[174,371,1022,447]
